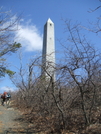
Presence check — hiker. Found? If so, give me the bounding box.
[1,92,6,106]
[1,92,11,106]
[6,92,11,105]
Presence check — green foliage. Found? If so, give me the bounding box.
[11,42,21,53]
[0,67,15,77]
[5,69,15,77]
[0,42,21,57]
[0,9,22,78]
[0,67,6,77]
[0,42,21,77]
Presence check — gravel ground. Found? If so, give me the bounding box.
[0,100,37,134]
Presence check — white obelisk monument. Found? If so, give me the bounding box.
[41,18,55,80]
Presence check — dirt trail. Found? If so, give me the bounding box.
[0,101,36,134]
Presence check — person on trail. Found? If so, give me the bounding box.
[1,91,11,106]
[1,92,7,106]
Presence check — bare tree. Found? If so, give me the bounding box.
[81,1,101,36]
[58,20,101,126]
[0,8,21,77]
[10,19,101,132]
[10,52,42,107]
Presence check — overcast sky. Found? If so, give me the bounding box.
[0,0,101,93]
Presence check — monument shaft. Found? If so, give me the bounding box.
[42,18,55,80]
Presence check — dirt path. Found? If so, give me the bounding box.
[0,101,36,134]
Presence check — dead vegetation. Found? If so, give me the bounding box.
[10,20,101,134]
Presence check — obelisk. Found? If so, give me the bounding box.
[41,18,55,80]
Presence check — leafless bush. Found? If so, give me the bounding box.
[11,20,101,133]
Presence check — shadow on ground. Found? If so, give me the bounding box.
[2,129,41,134]
[2,115,43,134]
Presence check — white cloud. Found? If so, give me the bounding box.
[0,15,42,51]
[0,86,16,93]
[0,14,43,52]
[15,20,43,52]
